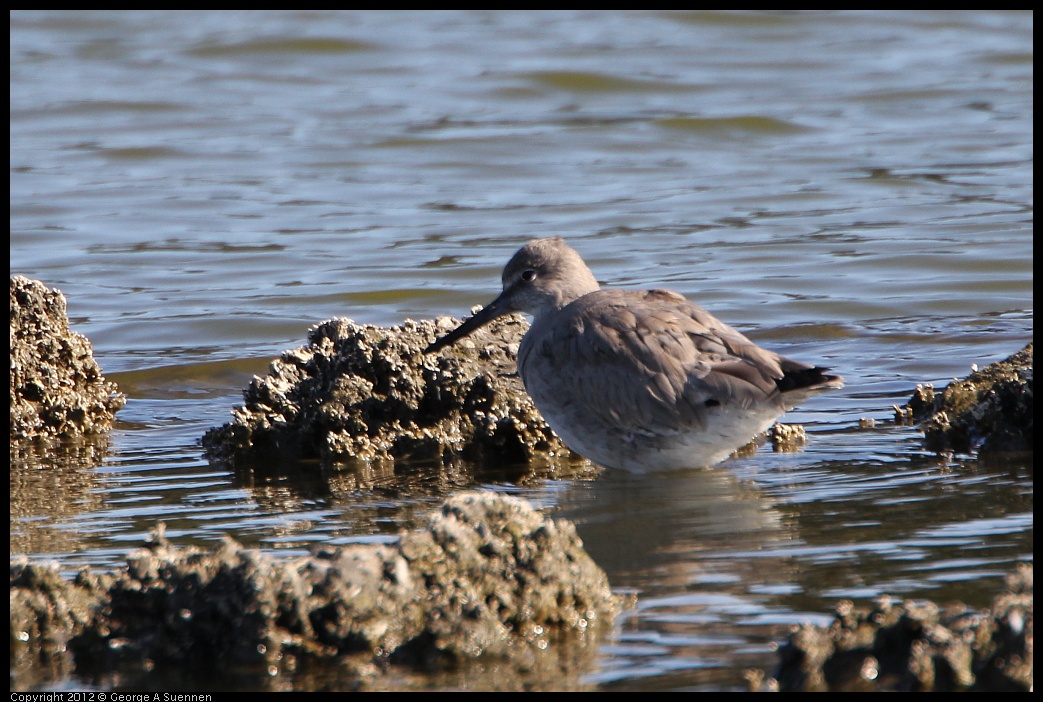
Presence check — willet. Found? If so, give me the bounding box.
[425,237,843,472]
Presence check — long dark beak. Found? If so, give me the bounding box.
[425,291,514,354]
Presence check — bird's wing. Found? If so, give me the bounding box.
[518,289,788,438]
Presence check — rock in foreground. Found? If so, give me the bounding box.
[765,563,1032,692]
[10,491,618,691]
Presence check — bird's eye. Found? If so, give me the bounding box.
[521,269,536,282]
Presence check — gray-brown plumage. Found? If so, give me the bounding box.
[426,237,843,471]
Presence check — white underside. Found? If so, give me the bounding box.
[541,403,784,473]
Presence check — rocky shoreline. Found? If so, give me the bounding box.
[10,276,1033,691]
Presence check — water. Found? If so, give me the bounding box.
[10,10,1033,691]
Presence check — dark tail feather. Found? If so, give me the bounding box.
[776,362,844,394]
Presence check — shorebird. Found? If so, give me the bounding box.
[425,237,843,472]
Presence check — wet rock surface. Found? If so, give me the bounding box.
[764,563,1033,692]
[10,491,619,691]
[202,315,578,470]
[10,276,125,442]
[896,342,1032,455]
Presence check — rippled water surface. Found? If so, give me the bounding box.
[10,10,1032,692]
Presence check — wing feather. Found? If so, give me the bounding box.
[517,289,789,439]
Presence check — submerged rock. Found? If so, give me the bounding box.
[9,276,125,441]
[202,315,578,469]
[766,564,1033,692]
[10,491,619,691]
[896,342,1032,454]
